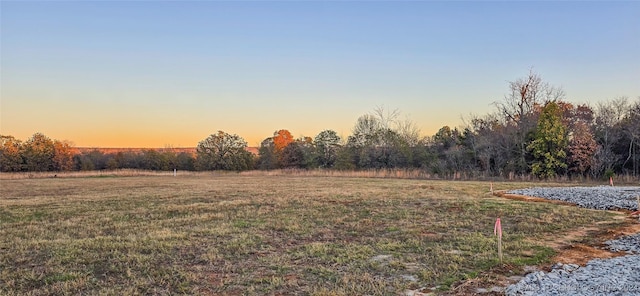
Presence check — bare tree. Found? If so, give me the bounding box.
[373,106,420,146]
[372,105,400,130]
[593,97,629,174]
[348,114,381,148]
[494,69,565,124]
[396,117,421,146]
[492,69,565,174]
[621,97,640,175]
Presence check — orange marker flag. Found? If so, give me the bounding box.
[610,176,614,187]
[494,218,503,262]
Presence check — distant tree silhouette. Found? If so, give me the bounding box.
[196,131,253,171]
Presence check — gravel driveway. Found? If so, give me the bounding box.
[505,186,640,296]
[507,186,640,211]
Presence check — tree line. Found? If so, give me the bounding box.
[1,71,638,179]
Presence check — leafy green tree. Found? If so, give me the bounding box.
[314,130,341,168]
[433,126,458,150]
[333,146,356,170]
[74,150,108,170]
[357,128,408,168]
[410,138,437,170]
[280,141,306,168]
[143,150,170,170]
[74,154,93,171]
[115,151,143,169]
[196,131,253,171]
[0,135,23,172]
[297,136,317,168]
[430,126,463,176]
[106,157,119,170]
[175,152,196,171]
[257,137,278,170]
[528,101,568,178]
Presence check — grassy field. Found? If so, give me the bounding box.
[0,174,626,295]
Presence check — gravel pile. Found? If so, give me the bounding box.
[605,233,640,254]
[505,255,640,295]
[507,186,640,211]
[505,186,640,296]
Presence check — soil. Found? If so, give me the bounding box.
[438,191,640,296]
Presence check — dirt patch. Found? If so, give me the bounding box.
[552,244,624,266]
[442,192,640,295]
[495,190,640,265]
[493,190,576,206]
[443,219,640,295]
[535,218,640,265]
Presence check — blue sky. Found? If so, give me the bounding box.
[2,1,639,147]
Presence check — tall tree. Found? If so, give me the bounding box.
[0,135,23,172]
[346,108,419,169]
[357,128,408,169]
[297,136,316,168]
[494,69,564,174]
[619,97,640,176]
[566,121,598,176]
[592,97,629,175]
[273,129,294,152]
[314,130,341,168]
[466,114,506,176]
[196,131,253,171]
[348,114,381,148]
[143,150,170,171]
[175,152,196,171]
[372,106,400,130]
[280,141,306,168]
[53,140,75,171]
[22,133,55,171]
[257,137,278,170]
[333,146,356,170]
[431,126,465,176]
[528,101,568,178]
[433,126,458,151]
[554,102,598,176]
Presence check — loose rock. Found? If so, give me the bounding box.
[507,186,640,211]
[505,186,640,296]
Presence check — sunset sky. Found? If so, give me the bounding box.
[2,1,639,148]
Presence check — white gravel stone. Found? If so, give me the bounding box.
[507,186,640,211]
[505,186,640,296]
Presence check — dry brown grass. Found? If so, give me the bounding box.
[0,169,211,180]
[0,175,626,295]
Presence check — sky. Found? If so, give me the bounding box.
[1,1,639,148]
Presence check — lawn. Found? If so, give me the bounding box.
[0,174,625,295]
